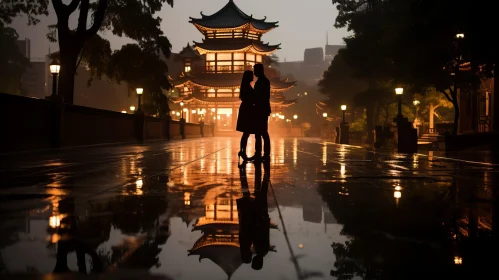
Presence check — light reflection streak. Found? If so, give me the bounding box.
[322,144,327,166]
[293,138,298,166]
[340,164,346,178]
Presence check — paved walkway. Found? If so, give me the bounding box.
[0,137,497,279]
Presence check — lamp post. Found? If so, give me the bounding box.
[49,60,60,98]
[341,105,347,124]
[395,87,404,120]
[136,88,143,113]
[340,105,349,144]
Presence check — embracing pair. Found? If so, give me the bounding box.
[236,63,271,163]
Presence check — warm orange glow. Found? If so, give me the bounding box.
[136,88,144,95]
[395,88,404,95]
[341,105,347,111]
[454,256,463,265]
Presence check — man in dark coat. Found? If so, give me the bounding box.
[252,63,271,161]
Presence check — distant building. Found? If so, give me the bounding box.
[22,61,47,99]
[325,45,344,64]
[16,39,31,60]
[16,39,47,98]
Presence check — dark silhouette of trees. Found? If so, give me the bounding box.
[3,0,175,105]
[329,0,493,135]
[318,51,367,115]
[0,23,29,95]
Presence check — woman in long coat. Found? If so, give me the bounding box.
[236,70,256,161]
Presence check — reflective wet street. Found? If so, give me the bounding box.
[1,137,498,279]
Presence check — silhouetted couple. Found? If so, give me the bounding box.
[237,160,271,270]
[236,63,271,163]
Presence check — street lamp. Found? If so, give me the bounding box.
[323,112,328,118]
[49,60,60,98]
[293,114,298,120]
[341,105,347,124]
[456,33,464,39]
[413,100,420,122]
[130,106,136,112]
[395,87,404,119]
[136,88,143,113]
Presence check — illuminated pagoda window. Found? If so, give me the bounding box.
[169,0,297,131]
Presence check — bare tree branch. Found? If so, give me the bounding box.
[85,0,108,38]
[67,0,82,14]
[441,88,454,103]
[52,0,65,14]
[77,0,90,34]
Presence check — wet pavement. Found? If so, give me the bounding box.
[0,137,498,279]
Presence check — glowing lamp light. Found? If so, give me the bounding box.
[395,185,402,191]
[184,192,191,206]
[279,115,285,120]
[217,116,221,120]
[413,100,420,106]
[394,191,402,199]
[304,92,308,96]
[211,108,216,112]
[130,106,136,112]
[136,178,143,188]
[454,256,463,265]
[121,110,127,114]
[293,114,298,119]
[456,33,464,39]
[176,112,180,116]
[49,60,61,74]
[323,112,328,118]
[395,88,404,95]
[341,105,347,111]
[136,88,144,95]
[49,215,61,228]
[272,113,276,118]
[180,101,184,107]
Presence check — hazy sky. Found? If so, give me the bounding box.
[11,0,349,62]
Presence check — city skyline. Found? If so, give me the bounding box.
[10,0,349,62]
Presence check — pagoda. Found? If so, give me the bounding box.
[169,0,297,132]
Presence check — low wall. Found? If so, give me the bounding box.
[0,93,211,152]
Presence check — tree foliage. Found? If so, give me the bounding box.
[0,22,29,95]
[3,0,175,110]
[328,0,494,135]
[318,50,367,111]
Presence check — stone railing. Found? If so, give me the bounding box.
[0,93,213,152]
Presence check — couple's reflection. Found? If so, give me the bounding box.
[237,160,271,270]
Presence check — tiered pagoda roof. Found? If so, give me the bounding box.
[175,43,201,61]
[189,0,278,33]
[170,73,296,91]
[194,39,280,55]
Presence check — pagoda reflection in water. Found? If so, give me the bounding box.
[187,189,277,278]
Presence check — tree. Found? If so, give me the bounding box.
[414,88,454,130]
[318,50,367,113]
[0,23,29,95]
[331,0,486,135]
[3,0,175,104]
[108,44,171,117]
